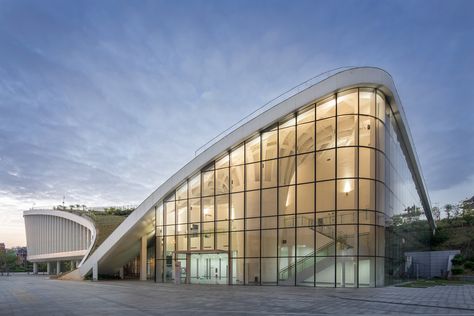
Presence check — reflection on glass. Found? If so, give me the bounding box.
[337,89,358,115]
[359,89,375,116]
[316,149,335,180]
[316,96,335,120]
[297,122,315,153]
[316,118,335,150]
[231,145,244,166]
[262,129,277,160]
[279,127,295,157]
[337,115,358,147]
[296,153,314,183]
[297,106,315,124]
[246,136,260,163]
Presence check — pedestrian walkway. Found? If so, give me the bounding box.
[1,274,474,315]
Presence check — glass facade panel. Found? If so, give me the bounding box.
[279,156,295,186]
[337,115,358,147]
[297,183,314,214]
[359,88,375,116]
[337,89,358,115]
[316,96,335,120]
[316,118,335,150]
[261,159,277,188]
[230,166,244,192]
[297,153,314,184]
[230,145,244,166]
[297,106,315,124]
[279,126,296,157]
[262,129,278,160]
[246,136,260,163]
[316,181,335,212]
[359,116,375,147]
[216,168,229,195]
[246,162,260,191]
[155,87,430,287]
[202,171,214,197]
[297,122,315,153]
[215,154,229,169]
[262,188,277,217]
[316,149,335,180]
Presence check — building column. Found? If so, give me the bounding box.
[155,236,163,283]
[47,262,52,275]
[33,262,38,274]
[140,235,147,281]
[92,262,98,281]
[119,267,124,280]
[56,261,61,275]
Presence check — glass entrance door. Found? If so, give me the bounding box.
[189,253,228,284]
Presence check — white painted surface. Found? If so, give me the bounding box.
[23,209,96,266]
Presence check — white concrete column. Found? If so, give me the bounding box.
[47,262,51,275]
[92,262,98,281]
[33,262,38,274]
[140,236,147,281]
[119,267,124,280]
[56,261,61,275]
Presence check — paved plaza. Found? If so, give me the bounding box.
[1,274,474,315]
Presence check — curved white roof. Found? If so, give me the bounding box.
[24,209,96,265]
[79,67,434,277]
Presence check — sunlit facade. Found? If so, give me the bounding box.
[154,87,431,287]
[76,67,433,287]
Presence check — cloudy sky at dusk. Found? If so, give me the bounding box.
[1,0,473,247]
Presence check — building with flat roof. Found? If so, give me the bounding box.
[25,67,435,287]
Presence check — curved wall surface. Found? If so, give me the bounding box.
[79,67,433,286]
[24,209,96,265]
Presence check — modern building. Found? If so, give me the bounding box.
[26,67,435,287]
[23,209,96,275]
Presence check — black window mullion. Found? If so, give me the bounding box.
[334,92,338,288]
[276,125,280,285]
[294,116,297,286]
[314,104,317,287]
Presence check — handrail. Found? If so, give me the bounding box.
[279,239,335,277]
[194,66,357,156]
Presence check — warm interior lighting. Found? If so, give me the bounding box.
[343,180,352,195]
[230,207,235,220]
[317,98,335,111]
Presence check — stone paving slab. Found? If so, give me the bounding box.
[1,274,474,315]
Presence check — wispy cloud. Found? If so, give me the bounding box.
[0,0,473,246]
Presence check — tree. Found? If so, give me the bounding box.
[453,204,461,218]
[432,206,441,221]
[444,204,453,220]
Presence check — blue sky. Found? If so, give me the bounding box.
[1,0,473,247]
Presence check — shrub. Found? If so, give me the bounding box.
[464,261,474,270]
[452,254,464,265]
[451,267,464,275]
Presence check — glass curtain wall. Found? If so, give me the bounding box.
[154,87,426,287]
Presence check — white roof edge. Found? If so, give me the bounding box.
[24,209,97,266]
[79,66,433,277]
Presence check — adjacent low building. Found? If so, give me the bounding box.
[25,67,435,287]
[23,209,96,274]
